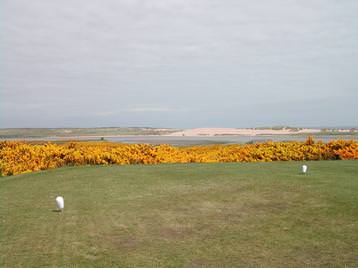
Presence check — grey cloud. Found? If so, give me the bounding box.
[1,0,357,127]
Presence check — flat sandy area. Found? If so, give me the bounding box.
[168,128,321,137]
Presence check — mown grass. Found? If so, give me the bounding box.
[1,161,358,267]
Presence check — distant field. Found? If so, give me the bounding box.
[0,127,177,138]
[1,161,358,267]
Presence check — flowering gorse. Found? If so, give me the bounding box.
[0,139,357,176]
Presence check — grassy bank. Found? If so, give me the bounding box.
[1,161,358,267]
[0,127,177,139]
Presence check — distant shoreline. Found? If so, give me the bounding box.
[168,128,322,137]
[0,127,357,140]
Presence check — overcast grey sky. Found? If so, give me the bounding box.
[1,0,357,128]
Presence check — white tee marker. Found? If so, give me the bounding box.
[302,165,308,174]
[55,196,64,211]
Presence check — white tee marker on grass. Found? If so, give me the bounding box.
[302,165,308,174]
[55,196,64,211]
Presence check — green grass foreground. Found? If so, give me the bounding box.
[1,161,358,267]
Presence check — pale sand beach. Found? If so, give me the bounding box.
[168,128,322,137]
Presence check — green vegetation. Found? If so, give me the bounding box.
[0,127,177,138]
[320,128,358,136]
[1,161,358,267]
[253,126,358,136]
[255,125,300,131]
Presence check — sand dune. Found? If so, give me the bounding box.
[168,128,321,137]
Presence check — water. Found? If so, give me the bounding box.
[2,135,357,146]
[105,135,357,146]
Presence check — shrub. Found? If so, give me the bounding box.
[1,138,357,176]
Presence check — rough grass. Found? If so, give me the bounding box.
[0,127,176,138]
[1,161,358,267]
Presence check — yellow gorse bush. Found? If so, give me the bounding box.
[0,139,357,176]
